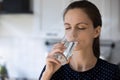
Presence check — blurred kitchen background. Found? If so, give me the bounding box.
[0,0,120,79]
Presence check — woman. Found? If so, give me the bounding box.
[39,1,120,80]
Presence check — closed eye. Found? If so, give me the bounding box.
[78,28,86,30]
[65,27,71,30]
[64,23,71,30]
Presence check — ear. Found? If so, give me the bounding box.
[94,26,101,38]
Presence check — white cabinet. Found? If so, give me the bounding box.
[41,0,64,39]
[34,0,72,39]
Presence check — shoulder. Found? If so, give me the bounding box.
[98,58,119,69]
[97,58,120,78]
[98,58,119,71]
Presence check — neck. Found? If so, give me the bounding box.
[69,49,97,72]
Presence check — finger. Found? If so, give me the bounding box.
[53,43,65,49]
[52,44,66,52]
[48,49,64,56]
[47,56,61,65]
[52,47,66,51]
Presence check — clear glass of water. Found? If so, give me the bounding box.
[53,38,76,65]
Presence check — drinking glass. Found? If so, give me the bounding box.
[53,38,76,65]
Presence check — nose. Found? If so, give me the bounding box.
[68,29,78,42]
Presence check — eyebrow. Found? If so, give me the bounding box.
[64,22,88,26]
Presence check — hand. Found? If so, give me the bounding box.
[42,43,66,79]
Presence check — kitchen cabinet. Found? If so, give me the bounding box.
[34,0,72,39]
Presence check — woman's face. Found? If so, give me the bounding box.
[64,8,100,50]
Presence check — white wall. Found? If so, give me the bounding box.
[0,14,47,79]
[0,37,47,79]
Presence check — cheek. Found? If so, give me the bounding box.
[77,32,94,45]
[81,33,94,42]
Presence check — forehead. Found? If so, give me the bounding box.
[64,8,92,24]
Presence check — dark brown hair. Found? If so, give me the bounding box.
[63,0,102,58]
